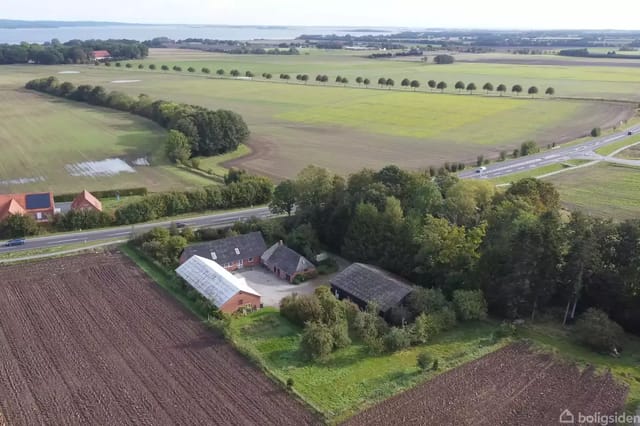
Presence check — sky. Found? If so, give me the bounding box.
[2,0,639,30]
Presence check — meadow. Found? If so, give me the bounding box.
[547,162,640,220]
[0,50,632,180]
[0,86,214,194]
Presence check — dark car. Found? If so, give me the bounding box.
[4,238,25,247]
[175,222,187,229]
[629,131,634,136]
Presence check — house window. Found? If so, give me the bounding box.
[36,212,43,220]
[238,299,244,305]
[248,257,253,262]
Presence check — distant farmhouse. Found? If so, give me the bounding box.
[91,50,111,61]
[71,190,103,212]
[262,241,316,283]
[176,255,261,314]
[0,192,55,222]
[330,263,414,317]
[179,231,267,270]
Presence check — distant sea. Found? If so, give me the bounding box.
[0,25,403,44]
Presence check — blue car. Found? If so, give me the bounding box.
[4,238,25,247]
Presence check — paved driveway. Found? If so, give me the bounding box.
[234,256,350,307]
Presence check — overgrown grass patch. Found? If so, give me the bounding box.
[227,308,506,422]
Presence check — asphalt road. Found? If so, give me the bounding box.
[0,206,273,255]
[459,125,640,180]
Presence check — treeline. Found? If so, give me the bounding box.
[269,165,640,337]
[0,39,147,65]
[559,48,640,60]
[25,76,250,157]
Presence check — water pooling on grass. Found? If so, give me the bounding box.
[65,159,136,177]
[0,176,45,186]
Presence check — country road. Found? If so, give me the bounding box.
[0,206,273,255]
[460,125,640,180]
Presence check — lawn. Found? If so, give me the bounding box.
[227,308,507,422]
[0,87,210,194]
[547,162,640,220]
[1,48,636,180]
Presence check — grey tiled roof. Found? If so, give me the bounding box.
[181,232,267,265]
[330,263,413,312]
[262,244,315,275]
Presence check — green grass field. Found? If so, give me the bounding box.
[489,159,592,185]
[0,87,213,194]
[227,308,506,422]
[547,162,640,220]
[615,143,640,160]
[1,55,631,179]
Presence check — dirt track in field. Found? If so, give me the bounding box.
[0,252,317,426]
[343,342,628,426]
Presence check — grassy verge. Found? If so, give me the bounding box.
[595,134,640,156]
[227,308,506,423]
[196,144,252,177]
[519,322,640,412]
[489,160,590,185]
[120,245,208,319]
[0,238,123,262]
[615,143,640,160]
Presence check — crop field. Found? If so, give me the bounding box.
[1,54,633,179]
[545,162,640,220]
[344,342,628,426]
[0,252,317,425]
[0,85,216,194]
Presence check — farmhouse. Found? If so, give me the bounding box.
[261,241,316,283]
[91,50,111,61]
[330,263,413,316]
[71,190,103,212]
[0,192,55,222]
[179,231,267,271]
[176,255,261,314]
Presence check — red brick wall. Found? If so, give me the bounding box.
[220,291,261,314]
[73,200,99,211]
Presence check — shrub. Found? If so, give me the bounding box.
[384,327,412,352]
[0,214,40,238]
[286,378,294,389]
[476,155,484,167]
[417,352,432,370]
[591,127,602,137]
[279,293,322,326]
[432,359,439,370]
[406,287,449,318]
[520,140,540,156]
[331,319,352,349]
[452,290,488,321]
[342,299,361,327]
[493,321,517,340]
[574,308,624,352]
[300,321,335,361]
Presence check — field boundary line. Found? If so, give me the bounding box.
[0,240,125,264]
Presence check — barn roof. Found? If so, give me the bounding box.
[181,232,267,265]
[176,256,260,308]
[71,190,103,211]
[262,242,315,275]
[92,50,111,58]
[330,263,413,313]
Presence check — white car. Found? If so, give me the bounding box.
[475,166,487,173]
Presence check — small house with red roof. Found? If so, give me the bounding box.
[71,190,103,212]
[0,192,55,222]
[91,50,111,61]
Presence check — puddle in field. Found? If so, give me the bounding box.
[132,157,150,166]
[65,159,136,177]
[58,71,80,74]
[0,176,45,185]
[111,80,141,84]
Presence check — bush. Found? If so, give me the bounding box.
[0,214,40,238]
[591,127,602,137]
[417,351,432,370]
[574,308,624,352]
[54,187,148,202]
[432,359,439,370]
[520,140,540,156]
[279,293,322,326]
[452,290,488,321]
[406,287,449,319]
[493,321,517,340]
[286,378,294,389]
[476,155,484,167]
[384,327,412,352]
[300,321,335,361]
[331,319,352,349]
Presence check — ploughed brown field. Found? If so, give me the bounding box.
[343,342,628,426]
[0,252,317,426]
